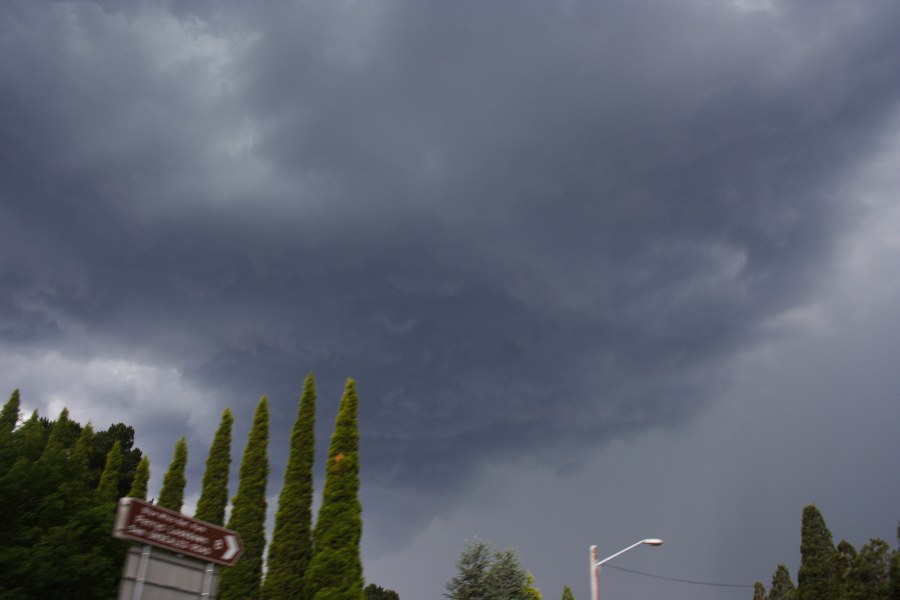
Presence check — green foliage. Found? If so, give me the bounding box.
[561,585,575,600]
[486,547,529,600]
[769,564,796,600]
[0,398,137,600]
[798,504,840,600]
[305,379,364,600]
[128,455,151,499]
[446,540,539,600]
[524,572,541,600]
[263,374,318,600]
[365,583,400,600]
[843,538,891,600]
[754,581,769,600]
[90,422,143,498]
[195,407,234,526]
[220,397,270,600]
[445,540,493,600]
[96,440,123,503]
[889,524,900,600]
[158,436,189,511]
[0,389,20,435]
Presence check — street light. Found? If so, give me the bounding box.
[590,539,663,600]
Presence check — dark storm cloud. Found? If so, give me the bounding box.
[2,0,900,547]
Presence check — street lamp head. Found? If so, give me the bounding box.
[642,538,664,546]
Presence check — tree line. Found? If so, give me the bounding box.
[753,504,900,600]
[0,376,396,600]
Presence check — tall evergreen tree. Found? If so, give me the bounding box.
[561,585,575,600]
[263,374,317,600]
[305,379,364,600]
[769,564,797,600]
[195,408,234,526]
[797,504,840,600]
[754,582,769,600]
[96,440,123,503]
[128,455,150,499]
[158,436,188,512]
[220,397,270,600]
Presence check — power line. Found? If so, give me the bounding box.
[603,564,755,588]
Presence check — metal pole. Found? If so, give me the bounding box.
[200,562,216,599]
[131,544,152,600]
[590,545,600,600]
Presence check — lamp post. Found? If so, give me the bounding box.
[590,538,663,600]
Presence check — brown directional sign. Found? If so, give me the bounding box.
[113,497,244,566]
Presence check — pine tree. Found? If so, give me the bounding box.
[128,456,150,499]
[561,585,575,600]
[754,581,769,600]
[158,436,188,512]
[263,374,317,600]
[797,504,840,600]
[445,540,493,600]
[96,440,123,503]
[769,564,797,600]
[305,379,364,600]
[220,397,270,600]
[195,408,234,526]
[485,547,530,600]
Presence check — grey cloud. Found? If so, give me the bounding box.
[2,0,900,554]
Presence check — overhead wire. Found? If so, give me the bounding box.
[602,564,755,588]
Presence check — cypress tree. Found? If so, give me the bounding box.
[195,407,234,526]
[158,436,188,512]
[128,456,150,499]
[220,397,270,600]
[769,564,797,600]
[96,440,123,503]
[797,504,840,600]
[561,585,575,600]
[305,379,364,600]
[263,374,317,600]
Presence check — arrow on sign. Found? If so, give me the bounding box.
[222,535,240,561]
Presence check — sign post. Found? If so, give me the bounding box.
[114,498,244,599]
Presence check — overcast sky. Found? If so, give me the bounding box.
[2,1,899,598]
